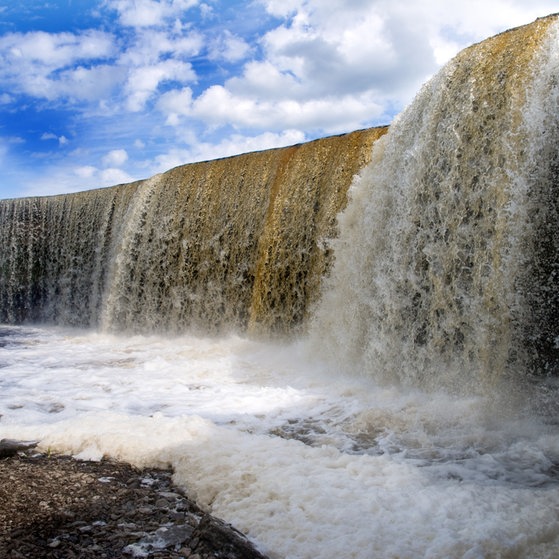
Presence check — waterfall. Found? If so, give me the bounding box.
[2,16,559,386]
[311,15,559,390]
[0,128,385,334]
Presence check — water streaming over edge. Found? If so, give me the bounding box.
[311,15,559,392]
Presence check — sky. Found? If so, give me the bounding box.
[1,0,558,199]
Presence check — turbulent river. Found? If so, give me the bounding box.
[1,325,559,559]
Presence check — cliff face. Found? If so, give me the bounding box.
[0,127,387,335]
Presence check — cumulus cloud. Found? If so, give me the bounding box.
[56,65,123,102]
[208,31,252,62]
[0,22,199,109]
[259,2,407,96]
[124,59,196,111]
[0,30,118,101]
[154,129,307,170]
[157,86,194,124]
[166,0,558,140]
[102,149,128,167]
[74,165,97,179]
[189,85,385,133]
[150,0,559,181]
[118,28,203,67]
[0,29,114,67]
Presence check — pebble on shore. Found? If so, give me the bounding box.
[0,447,269,559]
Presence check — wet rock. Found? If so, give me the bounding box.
[191,514,269,559]
[0,439,38,459]
[0,452,271,559]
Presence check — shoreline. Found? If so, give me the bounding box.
[0,450,269,559]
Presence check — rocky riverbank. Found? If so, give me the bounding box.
[0,449,269,559]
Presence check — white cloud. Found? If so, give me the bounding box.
[124,59,196,111]
[208,31,252,62]
[153,129,307,170]
[100,167,135,184]
[246,0,435,111]
[259,0,301,18]
[0,30,118,102]
[199,3,214,19]
[41,133,69,145]
[72,164,134,189]
[119,28,203,67]
[190,85,384,133]
[157,86,193,124]
[74,165,97,179]
[106,0,200,28]
[102,149,128,167]
[110,0,168,27]
[165,0,559,146]
[227,61,299,100]
[0,29,114,68]
[55,65,123,102]
[0,24,199,109]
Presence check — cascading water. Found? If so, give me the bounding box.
[0,127,384,335]
[3,16,559,384]
[312,15,559,391]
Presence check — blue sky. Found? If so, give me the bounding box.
[1,0,558,198]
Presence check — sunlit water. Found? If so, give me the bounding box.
[1,324,559,559]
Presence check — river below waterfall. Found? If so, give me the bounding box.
[1,324,558,559]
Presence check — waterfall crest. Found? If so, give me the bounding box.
[312,15,559,389]
[0,128,385,334]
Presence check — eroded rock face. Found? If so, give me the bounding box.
[0,452,269,559]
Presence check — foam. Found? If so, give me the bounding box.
[1,325,558,559]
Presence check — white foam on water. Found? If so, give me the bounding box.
[1,324,559,559]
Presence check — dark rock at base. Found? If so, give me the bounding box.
[192,514,269,559]
[0,439,38,459]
